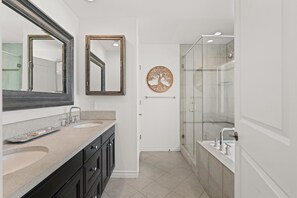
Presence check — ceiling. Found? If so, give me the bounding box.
[63,0,234,44]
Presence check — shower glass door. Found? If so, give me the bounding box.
[182,48,195,156]
[181,38,204,159]
[193,39,203,144]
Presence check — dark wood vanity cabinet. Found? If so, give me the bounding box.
[85,177,102,198]
[102,133,115,189]
[23,126,115,198]
[109,135,115,173]
[54,168,84,198]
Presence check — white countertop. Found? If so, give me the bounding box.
[3,119,116,198]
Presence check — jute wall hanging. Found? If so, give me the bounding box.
[146,66,174,93]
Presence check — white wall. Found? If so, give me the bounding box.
[0,2,3,195]
[2,0,79,124]
[33,57,57,92]
[78,18,138,177]
[90,42,106,91]
[90,42,121,91]
[139,44,180,151]
[105,50,120,91]
[91,42,107,62]
[33,40,63,62]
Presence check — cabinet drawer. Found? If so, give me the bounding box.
[102,125,115,144]
[84,149,101,195]
[85,177,102,198]
[84,136,101,163]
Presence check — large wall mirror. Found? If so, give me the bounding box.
[86,35,126,95]
[2,0,74,111]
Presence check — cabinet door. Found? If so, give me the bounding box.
[85,177,102,198]
[23,152,83,198]
[101,140,110,190]
[54,168,83,198]
[109,135,115,175]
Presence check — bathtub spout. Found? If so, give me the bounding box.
[219,127,235,151]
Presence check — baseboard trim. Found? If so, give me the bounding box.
[111,171,139,178]
[140,147,181,152]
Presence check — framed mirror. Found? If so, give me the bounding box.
[86,35,126,95]
[2,0,74,111]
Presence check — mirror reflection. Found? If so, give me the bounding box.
[86,35,125,95]
[90,52,105,91]
[89,39,121,92]
[28,35,64,92]
[1,4,65,93]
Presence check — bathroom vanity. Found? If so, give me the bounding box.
[3,117,116,198]
[1,0,120,197]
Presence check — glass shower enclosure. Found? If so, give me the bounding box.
[180,35,235,162]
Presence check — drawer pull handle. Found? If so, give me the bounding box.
[91,145,98,150]
[90,167,97,172]
[91,195,98,198]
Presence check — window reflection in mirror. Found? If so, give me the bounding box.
[1,3,65,93]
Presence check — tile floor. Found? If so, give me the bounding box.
[102,151,209,198]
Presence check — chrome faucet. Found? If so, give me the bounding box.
[69,106,81,124]
[219,127,235,151]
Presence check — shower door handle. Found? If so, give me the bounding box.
[189,102,196,112]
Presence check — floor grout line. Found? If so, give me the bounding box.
[104,151,209,198]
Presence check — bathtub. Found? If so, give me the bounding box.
[196,140,235,198]
[198,140,235,173]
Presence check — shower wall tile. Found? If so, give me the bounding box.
[184,123,194,154]
[195,123,203,141]
[194,45,203,69]
[203,122,234,140]
[203,44,227,69]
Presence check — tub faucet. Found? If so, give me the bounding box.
[69,106,81,124]
[219,127,235,151]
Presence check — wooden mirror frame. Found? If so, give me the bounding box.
[2,0,74,111]
[85,35,126,95]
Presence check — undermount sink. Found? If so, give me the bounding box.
[73,122,103,129]
[3,146,49,176]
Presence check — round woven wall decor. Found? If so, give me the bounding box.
[146,66,174,93]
